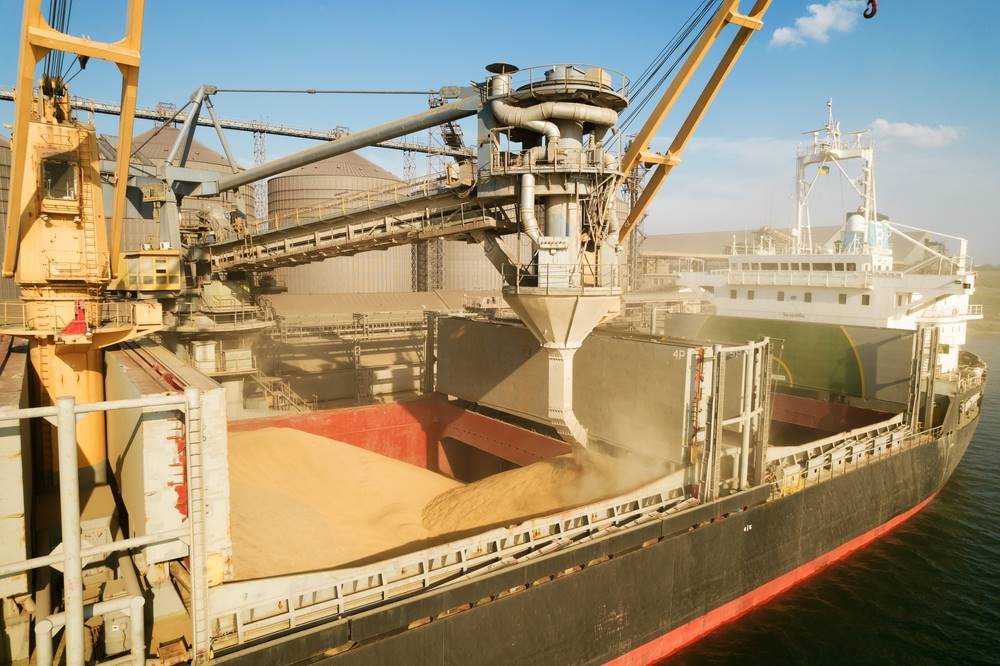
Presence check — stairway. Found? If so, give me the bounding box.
[249,370,316,413]
[428,94,465,151]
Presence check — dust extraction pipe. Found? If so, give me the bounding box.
[519,173,541,244]
[209,92,482,195]
[489,99,617,141]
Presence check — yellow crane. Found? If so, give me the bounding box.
[617,0,770,243]
[1,0,161,486]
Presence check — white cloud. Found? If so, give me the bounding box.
[770,0,862,47]
[869,118,962,149]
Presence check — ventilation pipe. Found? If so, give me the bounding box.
[519,173,541,245]
[603,152,622,250]
[489,99,619,147]
[490,99,559,142]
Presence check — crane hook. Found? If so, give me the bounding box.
[863,0,877,19]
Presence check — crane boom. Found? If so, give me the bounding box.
[617,0,770,242]
[0,87,474,158]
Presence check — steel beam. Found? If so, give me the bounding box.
[0,87,476,158]
[210,92,482,194]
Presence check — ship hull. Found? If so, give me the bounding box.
[219,408,980,665]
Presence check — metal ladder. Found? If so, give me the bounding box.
[908,325,938,430]
[185,389,211,662]
[76,133,102,280]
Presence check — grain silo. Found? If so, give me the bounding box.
[105,124,256,251]
[0,134,17,299]
[267,153,412,294]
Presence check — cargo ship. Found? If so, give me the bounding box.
[0,2,986,664]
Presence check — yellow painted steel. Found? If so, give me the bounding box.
[110,250,183,293]
[617,0,771,242]
[4,0,144,279]
[1,0,155,485]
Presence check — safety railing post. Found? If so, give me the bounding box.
[56,395,85,666]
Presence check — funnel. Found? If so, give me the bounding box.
[504,291,621,445]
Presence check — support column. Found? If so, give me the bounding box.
[544,347,587,445]
[739,346,754,490]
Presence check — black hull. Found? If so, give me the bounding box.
[216,414,980,666]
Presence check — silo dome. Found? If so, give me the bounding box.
[267,152,401,216]
[130,125,233,168]
[105,125,256,249]
[129,125,253,222]
[267,153,413,294]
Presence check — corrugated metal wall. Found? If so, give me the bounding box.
[268,154,413,294]
[0,136,18,299]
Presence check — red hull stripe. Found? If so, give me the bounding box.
[607,491,939,665]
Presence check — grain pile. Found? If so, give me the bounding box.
[422,450,659,538]
[228,427,459,580]
[228,429,663,580]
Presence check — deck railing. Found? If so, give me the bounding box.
[769,425,943,499]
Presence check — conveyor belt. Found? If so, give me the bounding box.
[207,179,511,274]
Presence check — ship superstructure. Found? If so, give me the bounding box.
[679,101,982,374]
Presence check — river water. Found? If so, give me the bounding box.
[672,334,1000,666]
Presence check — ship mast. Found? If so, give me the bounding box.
[794,99,879,255]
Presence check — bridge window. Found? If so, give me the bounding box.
[730,289,737,299]
[846,262,857,271]
[747,290,755,300]
[862,294,871,305]
[777,291,785,301]
[761,262,778,270]
[780,263,789,270]
[804,292,812,303]
[834,263,845,271]
[814,262,833,271]
[42,159,77,200]
[838,293,848,305]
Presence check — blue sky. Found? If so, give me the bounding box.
[2,0,998,261]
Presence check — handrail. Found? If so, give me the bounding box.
[0,299,139,331]
[0,390,203,665]
[211,170,454,245]
[495,64,630,101]
[769,424,943,499]
[504,258,627,293]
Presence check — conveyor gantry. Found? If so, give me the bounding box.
[206,173,512,274]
